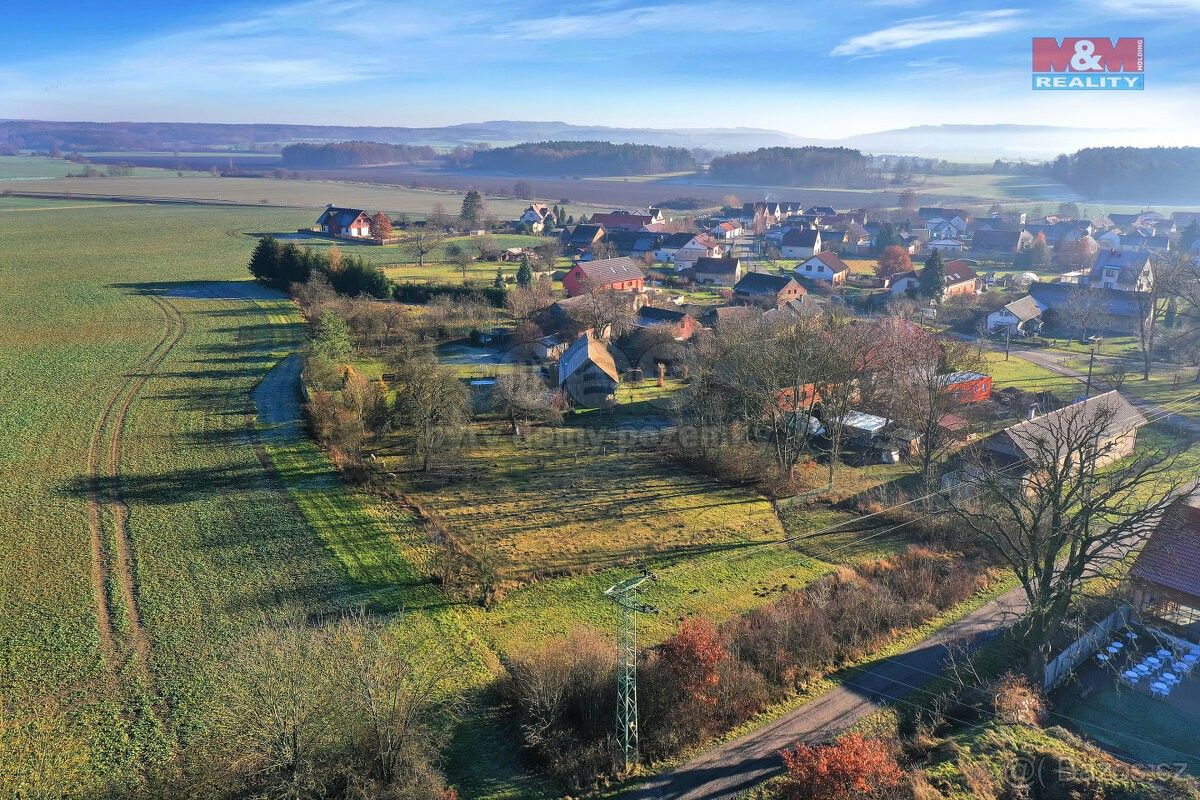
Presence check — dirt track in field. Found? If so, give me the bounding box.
[85,293,184,704]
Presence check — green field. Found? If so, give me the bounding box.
[2,156,611,219]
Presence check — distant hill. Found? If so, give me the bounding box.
[0,118,1164,161]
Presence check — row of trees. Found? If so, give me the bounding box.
[1050,145,1200,201]
[248,236,392,297]
[504,545,988,788]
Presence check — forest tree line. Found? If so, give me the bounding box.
[468,140,696,175]
[281,141,438,168]
[708,146,872,187]
[1049,146,1200,200]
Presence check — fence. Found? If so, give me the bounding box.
[1042,604,1131,691]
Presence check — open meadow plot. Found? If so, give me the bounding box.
[0,200,352,792]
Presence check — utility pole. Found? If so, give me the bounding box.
[1085,346,1096,398]
[1004,331,1010,361]
[604,570,657,774]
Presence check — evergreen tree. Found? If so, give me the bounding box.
[872,223,901,254]
[516,256,533,288]
[918,249,946,301]
[248,236,281,285]
[493,266,506,290]
[311,310,351,362]
[460,190,484,227]
[1182,220,1200,253]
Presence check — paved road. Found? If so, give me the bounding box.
[1012,347,1200,434]
[626,585,1028,800]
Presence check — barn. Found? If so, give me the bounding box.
[316,205,372,238]
[558,331,620,407]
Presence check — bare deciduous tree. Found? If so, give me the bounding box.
[949,397,1187,679]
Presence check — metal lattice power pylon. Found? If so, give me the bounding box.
[604,569,657,773]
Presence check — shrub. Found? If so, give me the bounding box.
[777,734,904,800]
[501,629,615,790]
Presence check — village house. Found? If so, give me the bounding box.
[712,220,744,240]
[563,223,606,251]
[918,207,972,226]
[659,233,721,268]
[519,203,556,233]
[986,294,1044,335]
[558,330,620,407]
[964,391,1145,488]
[732,272,806,307]
[971,228,1034,257]
[889,260,978,297]
[1029,282,1148,334]
[794,251,850,284]
[691,256,743,285]
[780,227,821,259]
[562,256,646,297]
[1089,249,1154,292]
[590,210,655,231]
[316,205,372,238]
[634,306,700,340]
[1130,494,1200,634]
[926,238,967,254]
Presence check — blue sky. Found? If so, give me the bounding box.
[4,0,1199,141]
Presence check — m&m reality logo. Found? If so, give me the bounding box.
[1032,37,1144,90]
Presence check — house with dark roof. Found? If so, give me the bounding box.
[1131,494,1200,633]
[733,272,806,307]
[1029,281,1148,333]
[691,256,743,285]
[590,211,655,231]
[805,205,837,217]
[563,223,606,250]
[780,227,821,258]
[558,331,620,407]
[794,251,850,284]
[562,257,646,297]
[918,207,971,224]
[987,294,1044,334]
[604,229,664,259]
[316,206,372,238]
[972,228,1033,256]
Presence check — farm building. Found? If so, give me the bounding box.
[562,257,646,297]
[692,256,743,285]
[316,205,372,238]
[967,391,1145,486]
[558,330,620,407]
[937,372,993,404]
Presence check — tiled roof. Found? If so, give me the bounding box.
[1131,495,1200,600]
[572,256,645,283]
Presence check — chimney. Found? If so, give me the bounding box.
[1026,403,1040,421]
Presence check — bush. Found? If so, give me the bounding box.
[501,629,615,790]
[777,734,904,800]
[393,283,507,307]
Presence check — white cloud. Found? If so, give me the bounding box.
[500,2,777,40]
[831,10,1023,56]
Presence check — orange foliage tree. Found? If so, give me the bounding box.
[875,245,912,280]
[658,618,727,706]
[777,734,903,800]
